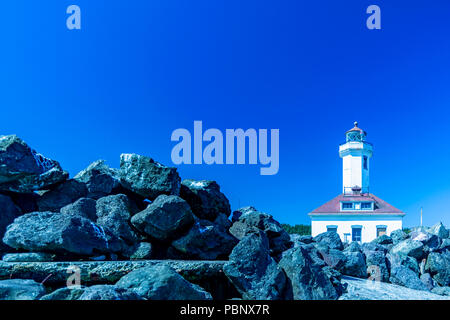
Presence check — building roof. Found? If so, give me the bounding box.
[308,193,405,216]
[346,121,366,134]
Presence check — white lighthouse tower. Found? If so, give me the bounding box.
[339,121,373,195]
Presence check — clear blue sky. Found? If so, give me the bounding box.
[1,1,450,227]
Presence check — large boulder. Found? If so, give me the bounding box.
[386,252,419,274]
[372,235,393,245]
[365,250,389,282]
[60,197,97,221]
[119,154,181,200]
[389,266,429,291]
[279,245,340,300]
[0,279,45,300]
[425,251,450,286]
[390,239,424,259]
[0,135,68,193]
[171,220,238,260]
[344,242,362,253]
[223,231,287,300]
[40,287,86,300]
[410,229,441,252]
[131,195,194,242]
[342,251,367,278]
[428,222,449,239]
[3,211,123,255]
[124,242,153,260]
[2,252,54,262]
[96,194,139,245]
[74,160,120,199]
[229,207,291,256]
[390,229,408,245]
[313,231,344,251]
[180,179,231,221]
[116,265,212,300]
[318,248,346,271]
[0,194,21,252]
[79,285,143,300]
[37,179,87,212]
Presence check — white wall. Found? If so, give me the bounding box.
[311,215,403,243]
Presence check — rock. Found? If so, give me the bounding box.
[116,264,212,300]
[298,235,314,244]
[124,242,153,260]
[2,252,54,262]
[342,251,367,278]
[431,286,450,296]
[180,179,231,221]
[3,211,123,255]
[340,276,449,300]
[40,287,86,300]
[60,197,97,221]
[440,239,450,252]
[96,194,139,244]
[386,252,419,274]
[37,179,87,212]
[0,279,45,300]
[390,266,429,291]
[0,135,68,193]
[223,231,287,300]
[420,273,436,290]
[425,251,450,286]
[131,195,194,242]
[344,242,362,253]
[318,248,346,271]
[119,154,181,200]
[5,192,39,214]
[428,222,449,239]
[390,229,408,245]
[229,207,291,256]
[74,160,120,199]
[0,194,21,252]
[390,239,424,259]
[79,285,143,300]
[279,245,340,300]
[313,231,344,251]
[322,266,347,297]
[371,235,393,245]
[214,213,232,231]
[361,242,387,256]
[365,250,389,282]
[171,219,238,260]
[410,230,441,252]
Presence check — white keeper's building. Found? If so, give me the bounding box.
[309,122,405,243]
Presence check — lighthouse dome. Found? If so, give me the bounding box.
[346,121,367,142]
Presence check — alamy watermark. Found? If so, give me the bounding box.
[171,121,279,175]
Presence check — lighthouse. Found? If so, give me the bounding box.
[309,122,405,243]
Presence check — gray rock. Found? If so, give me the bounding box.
[3,211,123,255]
[0,194,21,252]
[372,235,393,245]
[2,252,54,262]
[214,212,232,231]
[420,273,436,290]
[390,239,424,259]
[171,219,238,260]
[425,251,450,286]
[223,231,286,300]
[318,248,346,271]
[298,235,314,244]
[342,251,367,278]
[390,266,429,291]
[6,192,40,214]
[37,179,87,212]
[74,160,120,199]
[229,207,291,256]
[131,195,194,242]
[279,245,339,300]
[313,231,344,251]
[79,285,143,300]
[344,242,362,253]
[410,230,441,252]
[180,179,231,221]
[60,197,97,221]
[365,250,389,282]
[440,239,450,252]
[40,287,86,300]
[124,242,153,260]
[431,286,450,296]
[386,252,419,274]
[0,135,68,193]
[0,279,45,300]
[322,266,347,297]
[428,222,449,239]
[390,229,408,245]
[96,194,139,244]
[116,265,212,300]
[119,154,181,199]
[361,242,387,256]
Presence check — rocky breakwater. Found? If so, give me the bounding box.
[0,135,448,300]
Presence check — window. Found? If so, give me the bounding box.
[342,202,353,210]
[361,202,372,210]
[344,233,351,243]
[352,227,362,242]
[363,156,368,170]
[327,226,337,233]
[377,226,387,237]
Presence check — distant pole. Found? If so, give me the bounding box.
[420,207,423,227]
